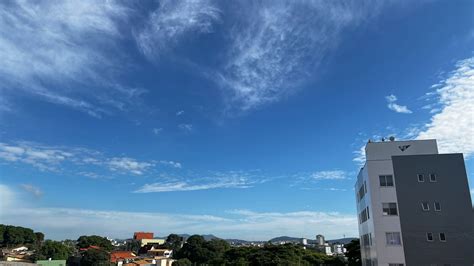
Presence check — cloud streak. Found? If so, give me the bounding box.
[135,0,220,59]
[134,171,261,193]
[0,141,177,176]
[0,0,144,117]
[217,1,390,112]
[417,57,474,157]
[385,94,413,114]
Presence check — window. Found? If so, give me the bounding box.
[426,232,434,241]
[439,233,446,242]
[386,232,402,245]
[358,182,366,201]
[361,233,372,247]
[359,207,370,224]
[389,264,404,266]
[417,174,425,182]
[382,203,398,216]
[430,173,437,182]
[379,175,394,187]
[421,201,430,211]
[434,202,441,211]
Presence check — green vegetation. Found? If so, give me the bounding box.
[173,235,345,265]
[0,224,41,247]
[35,240,72,260]
[344,239,361,266]
[77,235,113,251]
[80,248,110,266]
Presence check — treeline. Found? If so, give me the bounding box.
[170,235,346,265]
[0,224,44,247]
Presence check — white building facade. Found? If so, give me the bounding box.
[355,139,473,265]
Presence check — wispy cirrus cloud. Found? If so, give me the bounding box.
[20,184,43,198]
[0,141,178,176]
[417,57,474,157]
[0,184,357,240]
[312,170,347,180]
[134,170,261,193]
[135,0,220,59]
[0,1,144,117]
[385,94,413,114]
[217,1,392,112]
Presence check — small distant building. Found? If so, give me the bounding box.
[139,239,165,247]
[301,238,308,245]
[146,248,172,258]
[35,260,66,266]
[316,235,325,246]
[331,244,346,255]
[134,232,154,241]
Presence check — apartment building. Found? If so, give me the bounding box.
[355,139,473,266]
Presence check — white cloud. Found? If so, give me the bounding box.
[312,170,347,180]
[0,184,357,240]
[0,1,144,117]
[353,146,366,165]
[135,0,220,59]
[417,57,474,157]
[217,1,391,111]
[20,184,43,197]
[176,110,185,116]
[153,128,163,135]
[178,124,193,132]
[134,171,257,193]
[159,160,182,168]
[385,94,413,114]
[107,157,154,175]
[0,141,169,176]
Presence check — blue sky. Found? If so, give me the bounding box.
[0,0,473,241]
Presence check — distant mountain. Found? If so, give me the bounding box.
[268,236,302,243]
[158,234,220,241]
[326,237,357,245]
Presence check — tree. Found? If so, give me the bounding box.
[0,225,37,247]
[345,239,361,266]
[35,232,45,246]
[81,248,110,266]
[77,235,113,251]
[164,234,183,253]
[35,240,72,260]
[172,258,192,266]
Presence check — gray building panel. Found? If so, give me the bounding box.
[392,153,474,265]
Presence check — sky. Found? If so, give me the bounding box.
[0,0,473,241]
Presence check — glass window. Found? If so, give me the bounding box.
[386,232,401,245]
[379,175,394,187]
[439,233,446,242]
[386,175,394,186]
[421,202,430,211]
[434,202,441,211]
[430,173,437,182]
[382,203,398,216]
[426,232,434,241]
[417,174,424,182]
[389,264,404,266]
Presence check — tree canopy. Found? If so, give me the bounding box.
[35,240,72,260]
[345,239,361,266]
[77,235,113,251]
[0,224,41,247]
[80,248,110,266]
[174,235,345,265]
